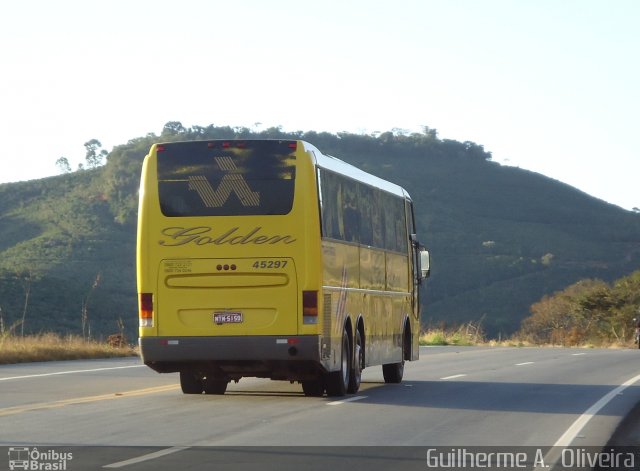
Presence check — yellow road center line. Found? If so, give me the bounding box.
[0,384,179,417]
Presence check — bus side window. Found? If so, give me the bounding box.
[320,170,343,240]
[394,198,408,253]
[371,190,384,248]
[381,193,396,251]
[358,184,373,246]
[342,184,360,243]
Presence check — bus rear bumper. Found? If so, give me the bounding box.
[139,335,324,379]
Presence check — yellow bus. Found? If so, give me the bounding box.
[137,139,430,396]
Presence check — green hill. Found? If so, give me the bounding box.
[1,123,639,338]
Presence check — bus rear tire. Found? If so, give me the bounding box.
[180,371,203,394]
[325,329,351,397]
[301,379,325,397]
[348,329,363,394]
[203,376,228,395]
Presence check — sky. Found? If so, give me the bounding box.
[1,0,638,210]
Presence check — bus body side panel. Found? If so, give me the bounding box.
[320,240,358,372]
[359,246,385,291]
[320,239,409,369]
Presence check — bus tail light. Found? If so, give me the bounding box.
[139,293,154,327]
[303,290,318,324]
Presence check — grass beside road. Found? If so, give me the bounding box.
[0,333,137,365]
[0,327,635,365]
[420,322,487,346]
[419,326,635,349]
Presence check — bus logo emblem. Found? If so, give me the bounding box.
[188,157,260,207]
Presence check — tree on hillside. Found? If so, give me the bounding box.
[421,125,438,139]
[81,273,101,340]
[609,271,640,339]
[519,273,640,345]
[55,156,72,174]
[162,121,186,136]
[520,289,576,344]
[15,269,33,337]
[84,139,108,169]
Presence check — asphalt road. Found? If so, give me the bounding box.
[2,346,640,470]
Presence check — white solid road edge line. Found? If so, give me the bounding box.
[103,446,190,468]
[0,365,145,381]
[535,373,640,471]
[553,372,640,447]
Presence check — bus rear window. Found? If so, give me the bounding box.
[157,140,296,217]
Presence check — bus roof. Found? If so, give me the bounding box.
[301,141,411,200]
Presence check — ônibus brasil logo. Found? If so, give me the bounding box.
[8,447,73,470]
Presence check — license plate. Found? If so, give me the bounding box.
[213,311,243,325]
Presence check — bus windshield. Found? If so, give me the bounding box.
[157,140,297,217]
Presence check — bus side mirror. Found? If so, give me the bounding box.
[419,249,430,280]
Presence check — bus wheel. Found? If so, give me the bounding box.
[180,371,203,394]
[383,328,407,383]
[203,376,228,395]
[301,379,325,397]
[382,361,404,383]
[325,328,351,397]
[348,329,363,393]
